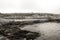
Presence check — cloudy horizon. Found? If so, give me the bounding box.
[0,0,60,14]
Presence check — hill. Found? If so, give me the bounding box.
[0,13,60,19]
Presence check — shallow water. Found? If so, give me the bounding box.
[21,22,60,40]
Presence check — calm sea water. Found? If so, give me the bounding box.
[21,22,60,40]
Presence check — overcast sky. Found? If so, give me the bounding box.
[0,0,60,14]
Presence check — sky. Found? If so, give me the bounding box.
[0,0,60,14]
